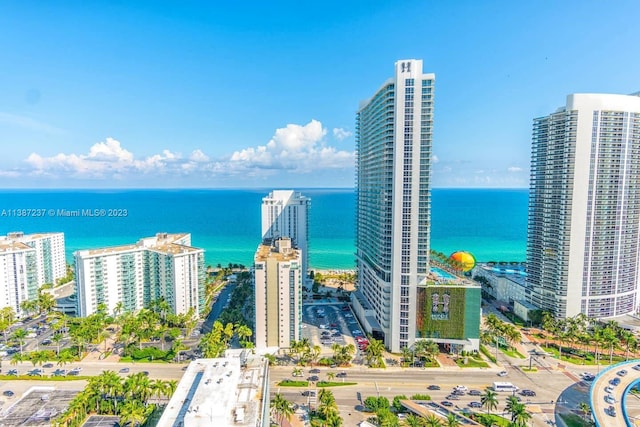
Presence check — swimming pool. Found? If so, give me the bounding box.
[431,266,457,280]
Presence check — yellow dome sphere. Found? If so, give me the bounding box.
[449,251,476,272]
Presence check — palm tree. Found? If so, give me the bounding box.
[235,324,253,348]
[401,346,413,367]
[511,404,531,427]
[271,393,293,425]
[505,395,520,419]
[57,349,76,368]
[365,338,386,368]
[327,371,336,381]
[0,307,16,342]
[405,414,424,427]
[444,413,461,427]
[480,388,498,415]
[51,333,64,356]
[620,330,637,361]
[120,400,147,426]
[12,328,28,356]
[424,413,443,427]
[578,401,591,422]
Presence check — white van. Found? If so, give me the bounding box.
[492,382,518,392]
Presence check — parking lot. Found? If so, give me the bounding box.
[0,387,79,426]
[301,303,368,360]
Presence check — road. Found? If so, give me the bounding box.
[591,360,640,427]
[269,364,578,427]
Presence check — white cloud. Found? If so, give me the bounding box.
[189,149,209,162]
[24,138,183,178]
[11,119,355,184]
[333,127,352,141]
[507,166,523,172]
[432,155,439,164]
[229,119,354,173]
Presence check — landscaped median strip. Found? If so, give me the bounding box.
[278,379,356,387]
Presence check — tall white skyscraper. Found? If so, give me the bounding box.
[253,238,302,350]
[355,59,434,352]
[261,190,310,280]
[0,232,66,316]
[75,233,205,317]
[526,93,640,319]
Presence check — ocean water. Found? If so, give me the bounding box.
[0,188,528,269]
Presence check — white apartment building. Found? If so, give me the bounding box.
[0,232,66,316]
[526,93,640,319]
[355,59,434,352]
[261,190,310,281]
[75,233,205,317]
[253,238,302,350]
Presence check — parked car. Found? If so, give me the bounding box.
[605,395,615,404]
[610,377,621,386]
[119,367,130,374]
[43,363,53,368]
[441,401,453,407]
[617,369,628,377]
[468,390,482,396]
[469,402,482,408]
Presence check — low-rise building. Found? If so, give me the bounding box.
[156,350,270,427]
[473,263,528,306]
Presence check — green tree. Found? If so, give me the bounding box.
[424,413,443,427]
[480,388,498,415]
[119,400,147,426]
[511,403,531,427]
[444,413,461,427]
[271,393,293,425]
[578,401,591,422]
[365,337,386,368]
[12,328,28,356]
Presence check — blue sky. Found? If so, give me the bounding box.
[1,1,638,188]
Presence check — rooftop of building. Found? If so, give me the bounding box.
[4,231,63,240]
[419,264,479,288]
[475,262,527,286]
[75,233,203,258]
[0,240,33,253]
[255,238,300,263]
[157,350,268,427]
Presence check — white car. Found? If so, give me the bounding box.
[454,385,468,392]
[497,371,508,377]
[319,324,327,329]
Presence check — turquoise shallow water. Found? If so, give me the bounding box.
[0,188,528,269]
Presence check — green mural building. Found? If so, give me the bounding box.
[415,283,481,352]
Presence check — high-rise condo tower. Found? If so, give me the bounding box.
[355,59,434,352]
[261,190,310,282]
[526,93,640,319]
